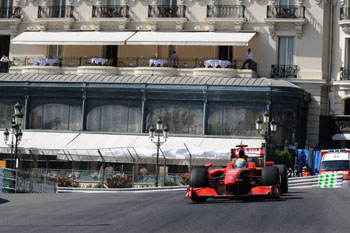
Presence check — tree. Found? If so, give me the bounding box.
[274,150,292,167]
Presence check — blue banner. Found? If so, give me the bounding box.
[312,150,321,175]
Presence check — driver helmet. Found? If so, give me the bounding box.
[235,158,246,168]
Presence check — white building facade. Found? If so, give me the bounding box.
[0,0,339,169]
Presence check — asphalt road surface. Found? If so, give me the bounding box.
[0,188,350,233]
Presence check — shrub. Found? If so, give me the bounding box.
[180,173,190,185]
[274,150,292,167]
[164,179,178,186]
[105,174,132,188]
[56,174,79,187]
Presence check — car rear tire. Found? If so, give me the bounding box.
[189,167,207,188]
[262,166,280,186]
[275,164,288,193]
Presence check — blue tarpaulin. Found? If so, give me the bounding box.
[312,150,321,175]
[297,149,309,173]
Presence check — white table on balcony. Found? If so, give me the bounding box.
[149,59,167,67]
[32,58,57,66]
[204,59,231,68]
[90,58,109,65]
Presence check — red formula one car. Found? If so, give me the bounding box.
[186,145,288,202]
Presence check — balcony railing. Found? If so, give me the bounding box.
[0,7,21,19]
[92,5,129,18]
[266,5,305,19]
[38,6,75,18]
[340,67,350,80]
[148,5,186,18]
[340,7,350,20]
[14,56,258,72]
[271,65,298,78]
[206,5,245,18]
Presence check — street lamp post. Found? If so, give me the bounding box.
[3,102,24,169]
[255,111,277,167]
[294,142,299,176]
[149,118,169,187]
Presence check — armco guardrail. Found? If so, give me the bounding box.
[288,176,320,188]
[58,186,187,193]
[289,174,344,188]
[58,175,344,193]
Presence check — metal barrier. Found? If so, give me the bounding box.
[58,186,187,193]
[289,174,345,189]
[289,176,320,188]
[0,168,58,193]
[58,175,347,193]
[318,173,344,188]
[0,167,17,193]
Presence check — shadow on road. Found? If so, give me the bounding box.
[188,192,304,204]
[287,191,308,194]
[0,198,9,205]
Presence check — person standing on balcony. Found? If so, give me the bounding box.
[170,51,178,68]
[241,48,253,69]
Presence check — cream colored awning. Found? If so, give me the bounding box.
[126,32,256,46]
[11,31,136,45]
[0,131,263,165]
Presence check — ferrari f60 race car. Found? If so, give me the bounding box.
[186,145,288,202]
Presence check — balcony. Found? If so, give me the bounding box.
[266,5,305,19]
[36,6,75,30]
[38,6,74,18]
[271,65,299,78]
[147,5,187,31]
[0,7,21,19]
[0,7,22,32]
[91,5,130,30]
[92,5,129,18]
[340,7,350,33]
[265,5,307,37]
[10,56,258,79]
[205,5,246,31]
[148,5,186,18]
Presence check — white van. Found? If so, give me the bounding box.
[319,149,350,188]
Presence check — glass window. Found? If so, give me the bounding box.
[344,99,350,115]
[320,161,350,171]
[278,37,294,66]
[86,105,141,133]
[271,111,295,145]
[208,108,260,136]
[0,102,14,128]
[146,105,202,135]
[48,45,62,59]
[280,0,295,5]
[54,0,66,7]
[29,103,81,130]
[107,0,120,5]
[162,0,177,6]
